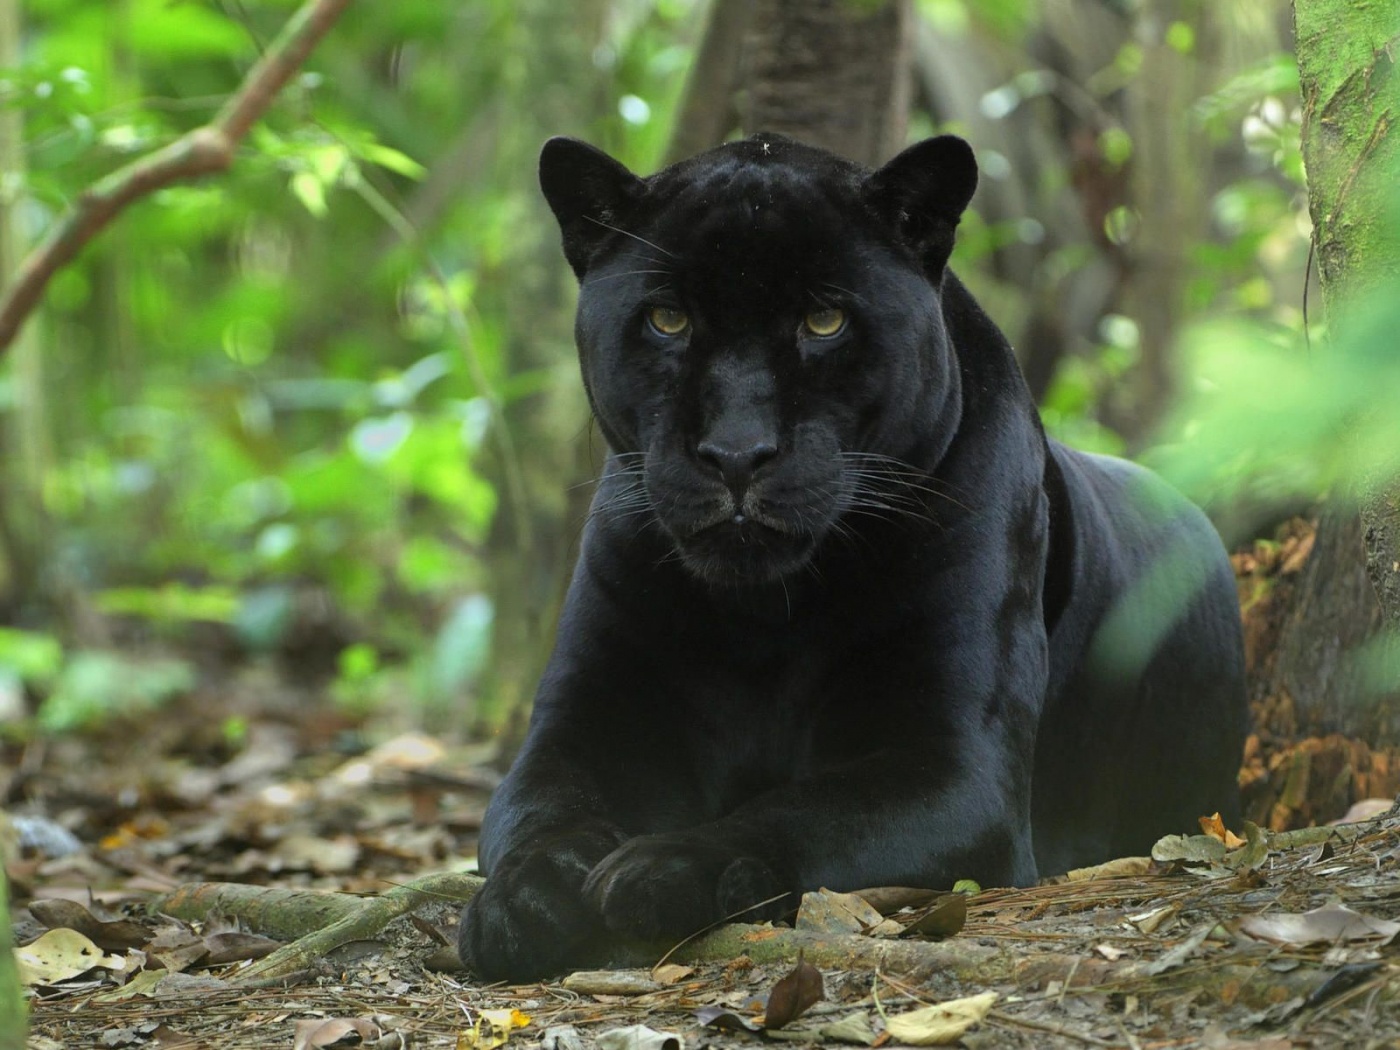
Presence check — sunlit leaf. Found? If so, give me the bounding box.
[16,928,125,985]
[882,991,997,1046]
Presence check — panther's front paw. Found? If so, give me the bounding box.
[583,833,789,941]
[458,829,621,982]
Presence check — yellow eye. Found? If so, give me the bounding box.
[804,308,846,337]
[648,307,689,336]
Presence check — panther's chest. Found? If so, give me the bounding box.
[667,638,844,816]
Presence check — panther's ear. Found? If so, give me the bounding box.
[539,137,646,278]
[865,135,978,275]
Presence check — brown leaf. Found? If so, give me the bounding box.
[29,898,150,951]
[764,950,824,1029]
[795,888,886,934]
[149,1026,205,1050]
[201,930,281,964]
[147,925,209,974]
[695,1006,763,1033]
[1199,812,1248,849]
[409,914,452,946]
[650,963,694,985]
[850,886,941,915]
[1239,904,1400,947]
[1060,856,1152,881]
[902,894,967,938]
[293,1018,381,1050]
[149,941,210,974]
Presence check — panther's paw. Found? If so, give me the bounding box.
[584,833,789,941]
[458,829,621,982]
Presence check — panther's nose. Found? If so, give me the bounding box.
[696,438,777,496]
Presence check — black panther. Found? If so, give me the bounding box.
[457,132,1247,982]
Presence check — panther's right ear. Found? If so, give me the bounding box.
[539,137,645,278]
[865,135,978,277]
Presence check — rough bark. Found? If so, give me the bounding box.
[1258,508,1400,741]
[664,0,751,164]
[741,0,913,166]
[158,873,485,986]
[1294,0,1400,631]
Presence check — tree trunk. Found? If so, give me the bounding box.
[0,0,49,617]
[665,0,750,164]
[1294,0,1400,632]
[740,0,914,166]
[1251,509,1398,742]
[478,0,612,750]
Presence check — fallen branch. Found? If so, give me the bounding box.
[0,0,354,354]
[157,874,1340,1010]
[157,873,484,986]
[158,882,374,942]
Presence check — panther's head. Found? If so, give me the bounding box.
[540,133,978,585]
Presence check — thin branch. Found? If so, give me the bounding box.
[0,0,354,354]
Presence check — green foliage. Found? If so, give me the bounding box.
[1152,267,1400,511]
[36,651,195,734]
[0,627,63,688]
[0,0,701,729]
[6,0,1380,740]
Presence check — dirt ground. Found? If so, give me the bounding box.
[10,520,1400,1049]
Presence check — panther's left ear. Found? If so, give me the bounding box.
[865,135,978,275]
[539,137,646,279]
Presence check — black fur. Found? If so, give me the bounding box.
[458,134,1247,981]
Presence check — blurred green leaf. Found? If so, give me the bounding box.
[0,629,64,687]
[38,652,195,734]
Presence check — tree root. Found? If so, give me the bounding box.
[157,868,1350,1009]
[156,873,484,987]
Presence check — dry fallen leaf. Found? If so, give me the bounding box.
[15,927,126,985]
[650,963,694,985]
[1239,904,1400,947]
[901,893,967,938]
[815,1011,878,1045]
[92,970,168,1002]
[293,1018,381,1050]
[1152,833,1227,865]
[1199,812,1248,849]
[883,990,998,1045]
[1128,903,1180,935]
[28,898,150,951]
[764,951,825,1029]
[457,1008,531,1050]
[694,1007,763,1034]
[149,1025,205,1050]
[201,930,282,965]
[594,1025,683,1050]
[1222,821,1269,873]
[1061,856,1152,882]
[795,888,885,935]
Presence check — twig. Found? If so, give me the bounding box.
[157,872,485,987]
[0,0,354,354]
[986,1011,1117,1048]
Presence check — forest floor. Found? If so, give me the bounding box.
[11,519,1400,1049]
